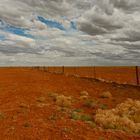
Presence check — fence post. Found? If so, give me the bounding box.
[136,66,139,85]
[93,66,96,79]
[62,66,64,74]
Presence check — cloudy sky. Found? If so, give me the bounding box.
[0,0,140,66]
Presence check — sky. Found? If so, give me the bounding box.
[0,0,140,66]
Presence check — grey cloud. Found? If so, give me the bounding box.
[76,0,140,49]
[111,0,140,12]
[0,0,94,28]
[0,0,140,65]
[77,6,124,35]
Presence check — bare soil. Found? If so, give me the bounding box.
[0,68,140,140]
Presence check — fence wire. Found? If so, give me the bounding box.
[33,66,140,86]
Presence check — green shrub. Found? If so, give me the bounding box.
[87,121,96,128]
[71,112,81,120]
[71,111,92,122]
[100,104,108,110]
[80,114,92,121]
[73,108,83,113]
[83,99,97,108]
[104,123,116,129]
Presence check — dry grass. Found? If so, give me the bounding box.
[100,91,112,98]
[71,111,92,122]
[80,91,89,96]
[36,96,46,103]
[0,112,6,120]
[56,95,72,107]
[95,98,140,134]
[48,92,58,101]
[80,95,88,101]
[83,99,97,108]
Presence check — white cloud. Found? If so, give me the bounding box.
[0,0,140,65]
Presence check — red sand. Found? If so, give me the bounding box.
[0,68,140,140]
[46,66,140,85]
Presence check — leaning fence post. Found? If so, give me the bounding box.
[136,66,139,85]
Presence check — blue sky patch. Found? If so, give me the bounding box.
[37,16,65,31]
[0,20,33,38]
[70,21,77,30]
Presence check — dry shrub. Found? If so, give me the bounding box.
[36,96,46,103]
[0,112,6,120]
[100,91,112,98]
[83,99,97,108]
[19,103,29,109]
[56,95,72,107]
[48,92,58,101]
[80,95,88,101]
[80,91,89,96]
[71,111,92,122]
[95,98,140,134]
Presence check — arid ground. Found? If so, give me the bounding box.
[0,68,140,140]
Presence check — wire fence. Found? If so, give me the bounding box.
[32,66,140,86]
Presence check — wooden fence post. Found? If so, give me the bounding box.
[93,66,96,79]
[136,66,139,85]
[62,66,64,74]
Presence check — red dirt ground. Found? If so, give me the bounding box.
[0,68,140,140]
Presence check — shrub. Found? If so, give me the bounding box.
[73,108,83,113]
[95,98,140,134]
[98,137,105,140]
[49,113,57,120]
[71,112,81,120]
[36,96,46,103]
[0,112,6,120]
[71,111,92,122]
[80,95,88,101]
[80,114,92,121]
[100,91,112,98]
[19,103,29,109]
[100,104,108,110]
[86,121,97,128]
[80,91,89,96]
[48,92,58,101]
[83,99,97,108]
[56,95,72,107]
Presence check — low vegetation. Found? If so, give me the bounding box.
[71,111,92,122]
[95,98,140,134]
[100,91,112,98]
[0,112,6,120]
[80,91,89,96]
[56,95,72,107]
[83,99,97,108]
[36,96,46,103]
